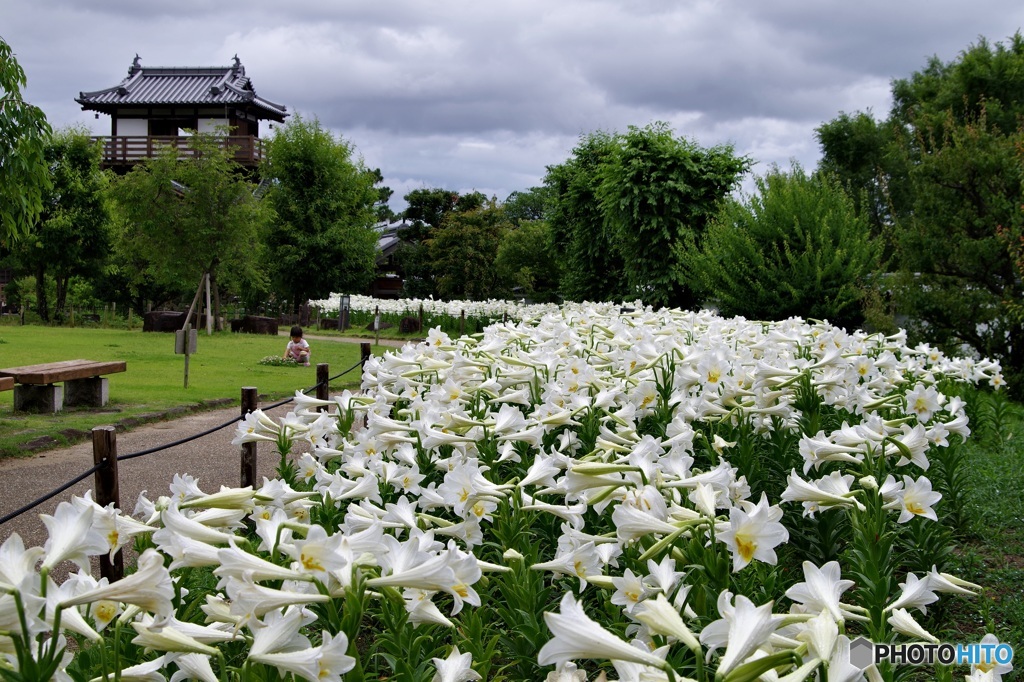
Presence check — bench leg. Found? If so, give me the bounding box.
[65,377,109,408]
[14,384,64,413]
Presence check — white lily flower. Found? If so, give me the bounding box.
[41,500,107,571]
[886,607,939,643]
[538,592,669,669]
[885,572,938,614]
[785,561,855,623]
[897,475,942,523]
[169,653,217,682]
[432,645,482,682]
[633,593,701,652]
[61,549,174,617]
[718,493,789,572]
[699,591,782,678]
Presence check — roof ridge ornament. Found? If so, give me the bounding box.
[129,54,141,75]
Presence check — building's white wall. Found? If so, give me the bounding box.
[116,118,148,136]
[197,118,229,134]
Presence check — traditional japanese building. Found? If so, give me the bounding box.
[76,55,288,171]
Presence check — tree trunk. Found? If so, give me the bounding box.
[211,273,222,331]
[54,274,69,322]
[207,257,222,331]
[34,263,49,322]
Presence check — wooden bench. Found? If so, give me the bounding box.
[0,377,13,392]
[0,359,127,413]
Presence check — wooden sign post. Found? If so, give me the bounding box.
[175,323,198,388]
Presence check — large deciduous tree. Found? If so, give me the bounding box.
[262,116,379,309]
[396,188,487,298]
[428,199,511,300]
[545,124,748,308]
[0,37,51,245]
[545,131,625,303]
[817,32,1024,389]
[598,123,749,309]
[109,131,271,328]
[17,128,112,321]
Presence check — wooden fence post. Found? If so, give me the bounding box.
[374,305,380,347]
[360,342,372,368]
[460,310,465,336]
[316,363,329,411]
[418,304,424,333]
[92,426,123,581]
[240,387,258,488]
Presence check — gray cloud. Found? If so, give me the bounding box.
[4,0,1023,210]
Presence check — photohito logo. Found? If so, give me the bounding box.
[849,637,1014,669]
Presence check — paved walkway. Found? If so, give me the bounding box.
[0,334,413,580]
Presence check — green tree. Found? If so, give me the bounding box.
[0,37,51,245]
[109,131,272,328]
[545,131,626,302]
[682,164,882,328]
[262,116,379,309]
[16,128,111,322]
[495,219,561,302]
[598,123,749,309]
[369,167,396,223]
[815,112,908,235]
[428,200,511,300]
[892,114,1023,372]
[545,125,748,307]
[396,188,487,298]
[503,186,551,225]
[817,33,1024,388]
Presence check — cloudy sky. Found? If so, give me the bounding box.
[4,1,1023,211]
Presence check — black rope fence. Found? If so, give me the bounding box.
[0,353,370,532]
[0,462,106,527]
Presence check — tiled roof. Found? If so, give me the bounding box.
[76,56,287,121]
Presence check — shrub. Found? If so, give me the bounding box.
[682,164,882,328]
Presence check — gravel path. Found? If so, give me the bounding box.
[0,402,297,580]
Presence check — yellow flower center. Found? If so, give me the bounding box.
[906,501,926,515]
[707,369,721,383]
[735,535,757,562]
[573,560,587,577]
[301,552,324,571]
[107,530,119,548]
[94,600,118,624]
[454,584,469,598]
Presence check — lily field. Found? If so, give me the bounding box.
[0,302,1016,682]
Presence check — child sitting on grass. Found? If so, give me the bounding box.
[284,325,311,366]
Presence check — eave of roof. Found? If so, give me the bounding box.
[76,57,288,121]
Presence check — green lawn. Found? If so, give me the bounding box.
[941,396,1024,659]
[0,325,375,458]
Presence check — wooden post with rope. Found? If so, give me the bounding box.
[92,426,123,581]
[240,387,258,488]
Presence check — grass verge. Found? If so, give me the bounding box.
[0,325,379,459]
[935,395,1024,674]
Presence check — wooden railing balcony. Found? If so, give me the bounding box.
[93,135,264,168]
